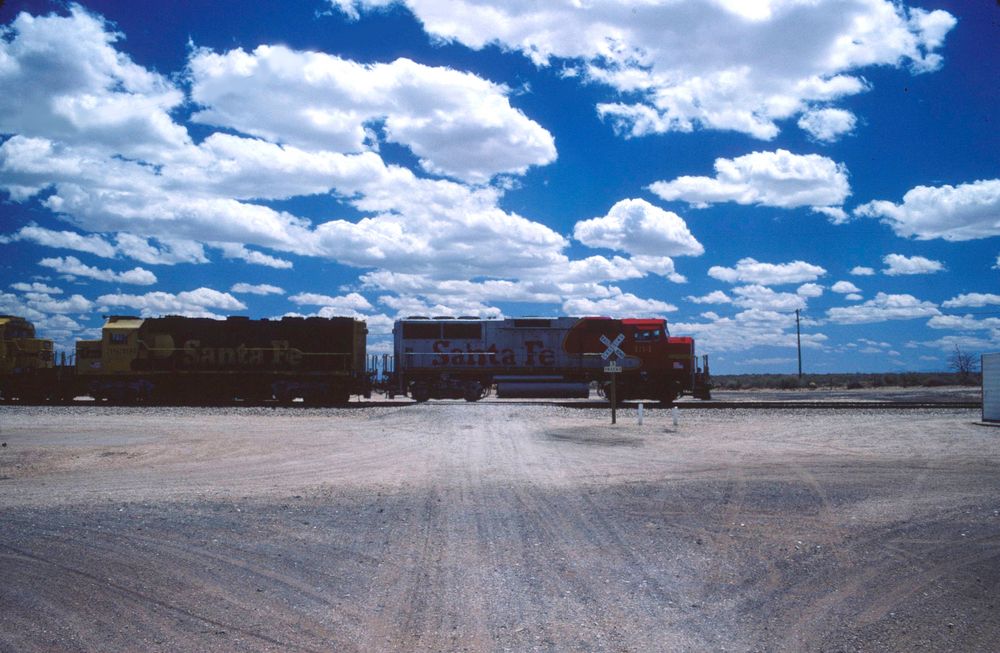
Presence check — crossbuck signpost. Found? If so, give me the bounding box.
[600,334,625,424]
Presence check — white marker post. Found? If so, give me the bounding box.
[638,402,644,426]
[672,406,679,429]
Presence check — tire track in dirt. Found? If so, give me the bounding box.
[0,542,325,653]
[2,512,375,629]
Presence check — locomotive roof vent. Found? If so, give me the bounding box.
[512,318,552,328]
[457,315,479,320]
[405,315,429,320]
[432,316,454,320]
[227,315,250,321]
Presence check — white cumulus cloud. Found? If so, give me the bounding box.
[850,266,875,276]
[648,150,849,213]
[831,280,861,294]
[797,283,824,298]
[826,292,939,324]
[115,234,209,266]
[855,179,1000,241]
[941,293,1000,309]
[562,290,677,317]
[731,285,806,312]
[38,256,157,285]
[797,108,857,143]
[0,5,190,160]
[573,198,703,257]
[927,314,1000,331]
[709,258,826,285]
[0,8,574,291]
[11,282,62,294]
[23,292,93,314]
[882,253,945,276]
[335,1,955,140]
[672,311,827,353]
[686,290,732,305]
[1,224,116,258]
[230,283,285,296]
[289,292,374,312]
[97,288,247,318]
[188,46,556,184]
[215,243,294,269]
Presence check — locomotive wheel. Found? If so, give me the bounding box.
[660,381,681,405]
[462,381,483,402]
[411,382,430,403]
[330,386,351,406]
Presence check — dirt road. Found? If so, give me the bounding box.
[1,404,997,652]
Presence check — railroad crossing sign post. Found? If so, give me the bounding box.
[600,334,625,424]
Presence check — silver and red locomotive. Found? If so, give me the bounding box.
[392,316,710,403]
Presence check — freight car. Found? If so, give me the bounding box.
[391,316,710,403]
[0,315,58,401]
[75,315,368,404]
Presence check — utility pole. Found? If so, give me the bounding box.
[795,309,802,379]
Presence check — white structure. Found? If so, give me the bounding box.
[984,353,1000,423]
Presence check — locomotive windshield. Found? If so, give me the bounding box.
[634,328,662,342]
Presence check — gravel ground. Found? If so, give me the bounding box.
[703,386,982,403]
[0,402,997,652]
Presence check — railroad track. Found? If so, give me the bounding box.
[1,399,981,409]
[489,399,982,410]
[596,400,979,410]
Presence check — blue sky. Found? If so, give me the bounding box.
[1,0,997,373]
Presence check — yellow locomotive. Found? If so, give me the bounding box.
[75,314,368,404]
[0,315,55,401]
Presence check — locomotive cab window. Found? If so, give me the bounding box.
[108,332,129,344]
[402,322,441,339]
[634,329,661,342]
[443,323,481,340]
[78,347,102,359]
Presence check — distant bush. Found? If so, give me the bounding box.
[711,371,970,390]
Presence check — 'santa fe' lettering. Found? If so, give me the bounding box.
[430,340,554,367]
[182,340,302,367]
